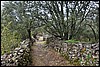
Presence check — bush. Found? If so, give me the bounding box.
[1,22,21,55]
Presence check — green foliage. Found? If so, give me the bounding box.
[1,22,21,55]
[64,39,80,43]
[1,1,99,42]
[32,26,46,35]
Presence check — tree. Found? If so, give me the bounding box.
[1,1,45,41]
[32,1,99,41]
[2,1,99,42]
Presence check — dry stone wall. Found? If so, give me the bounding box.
[1,39,33,66]
[46,40,99,66]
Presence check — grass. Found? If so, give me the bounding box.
[64,39,80,44]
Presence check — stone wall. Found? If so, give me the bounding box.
[1,39,33,66]
[45,40,99,66]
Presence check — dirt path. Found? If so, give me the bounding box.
[31,39,73,66]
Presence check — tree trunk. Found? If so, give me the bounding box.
[86,24,97,41]
[63,32,68,40]
[69,35,72,40]
[27,28,32,41]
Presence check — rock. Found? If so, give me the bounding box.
[12,57,16,61]
[1,56,4,59]
[13,52,18,57]
[92,55,99,59]
[91,44,96,46]
[3,54,8,58]
[77,53,81,57]
[86,45,91,48]
[15,48,21,51]
[21,40,26,45]
[73,49,77,52]
[18,52,21,55]
[9,54,13,57]
[72,56,75,59]
[72,54,75,57]
[63,48,67,51]
[19,49,24,53]
[69,51,73,54]
[1,38,32,66]
[96,64,99,66]
[21,45,28,48]
[95,47,99,51]
[7,54,12,59]
[8,59,11,62]
[79,43,82,48]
